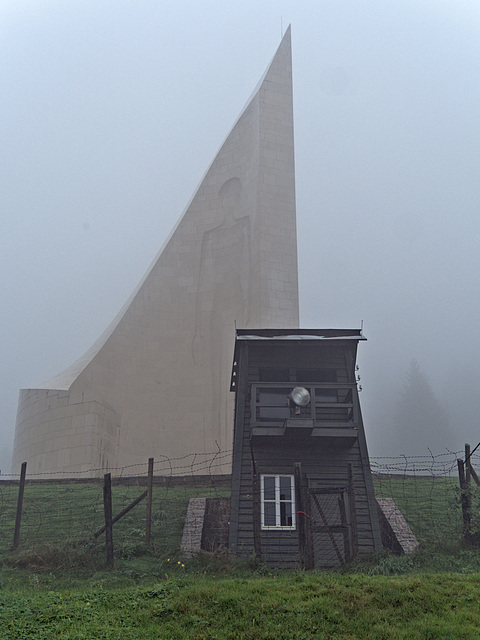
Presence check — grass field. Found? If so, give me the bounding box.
[2,570,480,639]
[0,480,230,562]
[372,473,462,545]
[1,474,480,639]
[0,472,462,555]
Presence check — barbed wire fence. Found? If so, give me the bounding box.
[371,451,465,545]
[0,447,478,566]
[0,451,232,566]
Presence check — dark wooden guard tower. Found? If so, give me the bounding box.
[228,329,382,568]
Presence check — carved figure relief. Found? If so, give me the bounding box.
[193,177,252,448]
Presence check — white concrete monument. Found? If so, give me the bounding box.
[12,27,299,476]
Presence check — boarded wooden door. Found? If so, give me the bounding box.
[308,487,353,568]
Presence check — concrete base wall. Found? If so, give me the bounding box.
[13,389,119,476]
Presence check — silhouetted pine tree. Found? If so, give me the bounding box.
[391,359,452,456]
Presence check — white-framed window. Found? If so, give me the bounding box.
[260,474,296,530]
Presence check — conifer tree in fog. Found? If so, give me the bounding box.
[391,359,453,456]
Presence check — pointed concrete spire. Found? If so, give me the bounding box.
[12,29,299,475]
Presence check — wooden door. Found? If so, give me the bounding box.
[308,487,353,568]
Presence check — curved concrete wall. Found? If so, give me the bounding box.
[12,28,299,476]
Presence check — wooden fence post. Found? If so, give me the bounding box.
[12,461,27,550]
[464,441,480,487]
[145,457,154,544]
[457,458,471,544]
[93,490,147,539]
[103,472,114,566]
[466,444,471,487]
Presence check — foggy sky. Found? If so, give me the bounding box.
[2,0,480,471]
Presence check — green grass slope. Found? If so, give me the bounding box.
[1,573,480,640]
